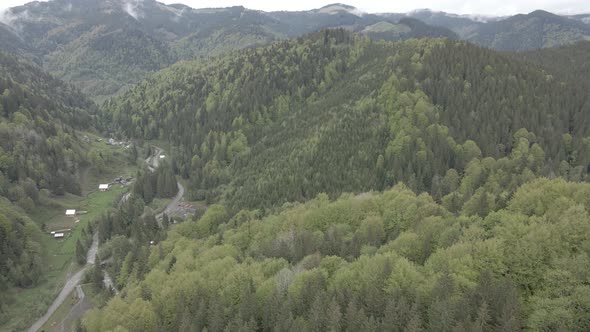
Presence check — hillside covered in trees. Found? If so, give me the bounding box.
[0,0,587,329]
[79,30,590,330]
[467,10,590,51]
[0,50,97,316]
[84,177,590,331]
[0,1,458,101]
[103,30,590,213]
[2,0,588,101]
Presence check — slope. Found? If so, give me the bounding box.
[519,40,590,87]
[0,0,286,101]
[84,30,590,332]
[102,30,590,215]
[0,1,463,101]
[468,10,590,51]
[0,51,107,330]
[362,18,457,41]
[83,177,590,331]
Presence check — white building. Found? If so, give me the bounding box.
[54,233,64,239]
[65,209,76,216]
[99,184,109,191]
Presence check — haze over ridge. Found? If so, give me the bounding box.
[0,0,589,16]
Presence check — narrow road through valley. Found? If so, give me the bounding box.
[28,146,183,332]
[146,146,185,221]
[157,182,185,220]
[27,233,98,332]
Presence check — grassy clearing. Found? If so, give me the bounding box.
[81,283,109,308]
[39,283,108,332]
[79,133,139,195]
[147,197,168,214]
[39,288,78,332]
[0,187,126,331]
[0,133,137,332]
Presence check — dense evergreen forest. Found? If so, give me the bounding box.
[0,1,587,330]
[81,30,590,331]
[519,41,590,91]
[0,51,97,315]
[84,177,590,331]
[133,161,179,205]
[103,30,590,213]
[2,1,588,101]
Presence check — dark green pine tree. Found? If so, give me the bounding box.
[143,175,154,204]
[93,256,103,291]
[75,239,86,265]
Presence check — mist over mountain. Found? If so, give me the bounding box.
[89,30,590,332]
[2,1,590,332]
[0,1,588,100]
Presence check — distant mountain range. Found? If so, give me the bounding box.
[0,0,588,100]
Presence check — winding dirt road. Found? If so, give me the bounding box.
[28,146,183,332]
[27,234,98,332]
[146,146,164,171]
[146,146,185,221]
[156,182,185,220]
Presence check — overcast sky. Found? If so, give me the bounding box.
[0,0,588,16]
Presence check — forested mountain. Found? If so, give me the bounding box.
[0,51,96,197]
[362,18,457,42]
[79,30,590,332]
[1,1,589,330]
[380,10,488,39]
[84,176,590,331]
[86,30,590,331]
[467,10,590,51]
[0,50,96,312]
[519,40,590,88]
[570,13,590,24]
[4,1,586,102]
[0,0,285,100]
[102,30,590,214]
[0,1,454,101]
[388,9,590,51]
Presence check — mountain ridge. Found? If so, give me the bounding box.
[0,1,587,101]
[83,30,590,332]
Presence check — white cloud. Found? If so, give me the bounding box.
[1,0,49,11]
[159,0,590,15]
[0,7,30,27]
[0,0,588,16]
[123,0,143,20]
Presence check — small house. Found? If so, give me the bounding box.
[159,155,165,159]
[54,233,64,239]
[99,184,109,191]
[65,209,76,216]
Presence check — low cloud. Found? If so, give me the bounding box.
[0,8,30,27]
[123,0,144,20]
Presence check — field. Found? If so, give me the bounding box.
[39,283,107,332]
[39,288,79,332]
[0,134,137,332]
[0,187,125,331]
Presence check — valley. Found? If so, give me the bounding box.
[27,145,182,332]
[0,1,588,331]
[1,1,588,101]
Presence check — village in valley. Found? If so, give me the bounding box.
[24,135,192,332]
[49,177,131,241]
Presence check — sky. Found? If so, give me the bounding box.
[0,0,588,16]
